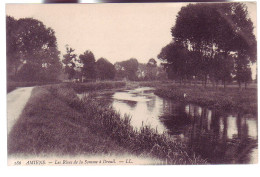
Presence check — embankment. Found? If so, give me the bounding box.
[155,85,257,115]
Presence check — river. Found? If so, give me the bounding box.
[79,87,258,164]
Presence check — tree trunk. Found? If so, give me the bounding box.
[204,75,207,88]
[238,81,242,91]
[223,80,226,90]
[245,82,247,89]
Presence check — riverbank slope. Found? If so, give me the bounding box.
[154,84,257,115]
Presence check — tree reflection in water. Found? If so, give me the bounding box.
[160,103,257,164]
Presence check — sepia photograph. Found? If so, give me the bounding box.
[6,2,257,166]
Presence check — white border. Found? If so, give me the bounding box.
[1,1,259,177]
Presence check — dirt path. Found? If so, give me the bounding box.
[7,87,34,134]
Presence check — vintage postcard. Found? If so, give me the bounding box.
[6,2,257,166]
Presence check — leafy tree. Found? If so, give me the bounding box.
[228,3,256,88]
[79,50,96,80]
[212,53,234,88]
[147,58,157,67]
[234,53,252,89]
[172,4,225,86]
[158,42,192,84]
[146,58,157,80]
[136,63,146,80]
[96,58,115,80]
[170,3,256,87]
[6,16,19,80]
[6,16,62,81]
[115,58,139,81]
[136,62,167,81]
[62,45,77,80]
[114,62,127,80]
[156,64,168,80]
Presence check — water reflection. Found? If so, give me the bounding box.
[112,88,166,133]
[90,87,258,164]
[174,104,258,164]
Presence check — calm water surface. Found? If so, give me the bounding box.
[81,87,258,164]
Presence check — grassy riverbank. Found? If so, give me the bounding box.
[62,81,126,93]
[8,82,206,165]
[155,85,257,115]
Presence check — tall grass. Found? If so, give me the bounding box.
[8,84,207,164]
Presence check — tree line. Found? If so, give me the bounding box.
[7,2,256,86]
[62,46,115,81]
[63,46,167,82]
[6,16,166,83]
[158,3,256,89]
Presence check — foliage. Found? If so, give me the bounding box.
[234,53,253,88]
[147,58,157,67]
[6,16,62,82]
[79,50,96,80]
[96,58,115,80]
[115,58,139,81]
[145,58,158,80]
[159,3,256,87]
[158,42,192,82]
[62,45,77,80]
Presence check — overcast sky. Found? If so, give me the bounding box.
[6,3,181,63]
[6,2,257,73]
